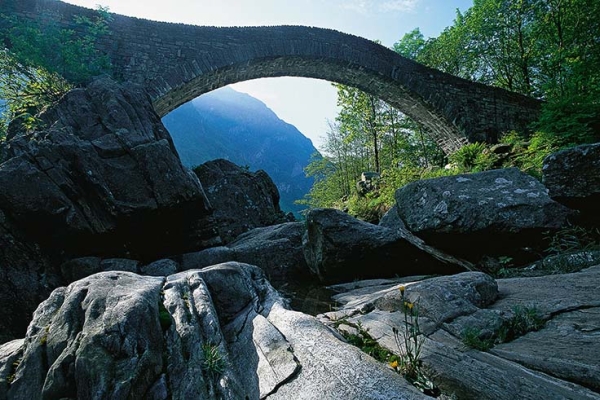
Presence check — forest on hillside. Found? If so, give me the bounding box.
[300,0,600,222]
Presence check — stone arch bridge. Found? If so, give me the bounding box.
[1,0,541,153]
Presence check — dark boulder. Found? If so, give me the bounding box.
[194,159,288,243]
[0,212,57,344]
[0,77,219,261]
[395,168,576,263]
[542,142,600,226]
[179,222,310,288]
[302,208,470,283]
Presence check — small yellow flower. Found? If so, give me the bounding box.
[399,285,405,295]
[389,360,399,368]
[406,302,414,310]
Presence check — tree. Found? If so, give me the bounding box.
[0,6,112,141]
[301,83,445,215]
[0,49,72,135]
[2,6,112,85]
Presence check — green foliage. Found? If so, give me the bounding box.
[2,6,112,84]
[461,327,494,351]
[535,94,600,147]
[305,0,599,221]
[339,321,392,362]
[0,50,72,134]
[0,6,112,145]
[501,130,559,178]
[201,343,227,378]
[158,301,172,332]
[394,0,600,147]
[504,305,545,340]
[462,305,545,351]
[545,224,600,256]
[300,84,446,219]
[448,142,499,172]
[391,286,438,396]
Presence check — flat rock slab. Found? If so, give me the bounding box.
[490,265,600,317]
[320,267,600,399]
[492,307,600,392]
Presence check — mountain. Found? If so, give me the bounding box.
[162,87,318,216]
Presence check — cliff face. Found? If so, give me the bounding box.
[0,77,220,261]
[0,78,220,341]
[162,87,317,216]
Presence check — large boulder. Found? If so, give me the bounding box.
[0,78,219,261]
[321,266,600,399]
[194,159,288,243]
[542,142,600,226]
[303,208,471,283]
[0,213,57,344]
[394,168,576,263]
[178,222,310,288]
[0,263,427,400]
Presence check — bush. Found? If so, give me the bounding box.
[449,142,499,172]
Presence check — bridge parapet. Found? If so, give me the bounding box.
[0,0,541,153]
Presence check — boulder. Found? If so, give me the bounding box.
[319,266,600,399]
[194,159,288,243]
[0,213,57,344]
[0,263,428,400]
[379,205,407,230]
[394,168,576,263]
[179,222,309,287]
[303,208,470,283]
[0,77,219,261]
[543,142,600,226]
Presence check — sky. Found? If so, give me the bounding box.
[62,0,473,149]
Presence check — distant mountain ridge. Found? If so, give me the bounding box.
[162,87,318,215]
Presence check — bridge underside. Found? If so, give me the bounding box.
[0,0,542,154]
[149,57,468,153]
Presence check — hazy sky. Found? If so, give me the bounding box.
[63,0,473,148]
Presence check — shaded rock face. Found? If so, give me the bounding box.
[0,213,57,344]
[302,208,470,283]
[395,168,576,263]
[0,78,219,261]
[179,222,310,288]
[194,159,288,243]
[321,266,600,399]
[0,263,427,400]
[543,142,600,226]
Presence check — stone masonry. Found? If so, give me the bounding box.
[0,0,542,153]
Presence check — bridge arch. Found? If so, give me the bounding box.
[1,0,541,153]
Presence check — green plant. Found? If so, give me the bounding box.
[461,327,494,351]
[6,357,22,385]
[449,142,498,172]
[546,225,600,255]
[503,305,545,341]
[391,286,437,396]
[462,305,545,350]
[202,343,227,378]
[158,301,172,332]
